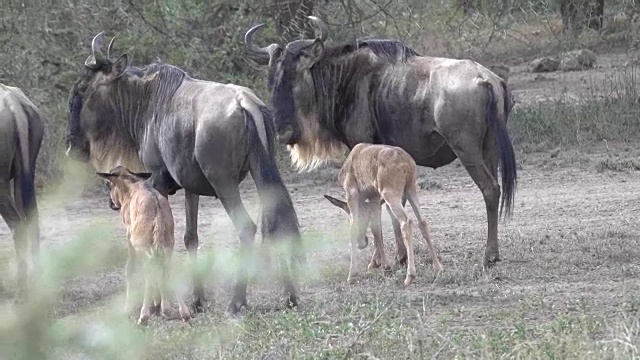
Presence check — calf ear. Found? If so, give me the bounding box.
[324,194,349,213]
[379,198,386,206]
[110,54,129,79]
[96,172,115,179]
[132,172,152,180]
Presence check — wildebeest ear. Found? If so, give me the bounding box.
[110,54,129,79]
[324,194,349,213]
[96,172,116,179]
[132,172,152,180]
[300,39,324,68]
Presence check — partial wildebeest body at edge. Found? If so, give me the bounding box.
[97,166,191,325]
[245,16,517,268]
[66,32,303,314]
[0,83,45,298]
[324,143,443,286]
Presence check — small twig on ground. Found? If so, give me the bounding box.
[343,303,392,359]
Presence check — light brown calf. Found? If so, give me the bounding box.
[97,166,190,325]
[324,143,443,285]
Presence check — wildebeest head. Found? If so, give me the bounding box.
[96,165,152,211]
[66,32,130,162]
[245,17,348,171]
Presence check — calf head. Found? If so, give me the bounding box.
[96,165,152,211]
[324,195,385,250]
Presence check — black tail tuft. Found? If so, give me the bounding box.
[243,106,304,263]
[485,83,517,219]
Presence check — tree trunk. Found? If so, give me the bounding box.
[560,0,604,34]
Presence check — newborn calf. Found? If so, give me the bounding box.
[324,143,443,286]
[97,166,190,325]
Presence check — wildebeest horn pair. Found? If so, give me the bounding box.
[244,15,329,65]
[84,31,117,69]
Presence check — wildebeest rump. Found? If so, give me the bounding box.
[245,16,517,268]
[66,32,302,314]
[324,143,443,286]
[0,83,45,297]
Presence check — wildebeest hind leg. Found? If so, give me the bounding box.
[447,139,501,268]
[184,191,205,313]
[212,181,256,315]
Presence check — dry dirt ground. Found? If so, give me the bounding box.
[1,49,640,359]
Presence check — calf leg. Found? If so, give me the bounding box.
[158,252,191,321]
[124,245,138,316]
[368,200,391,271]
[184,191,205,313]
[138,258,153,326]
[384,195,416,286]
[406,190,443,274]
[386,203,407,266]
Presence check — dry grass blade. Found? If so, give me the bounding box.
[343,303,392,359]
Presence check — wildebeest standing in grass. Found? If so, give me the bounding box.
[0,83,45,297]
[245,17,517,269]
[97,166,191,325]
[66,32,302,314]
[324,143,443,286]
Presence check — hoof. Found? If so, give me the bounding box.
[191,299,205,314]
[286,295,298,309]
[227,299,247,315]
[179,310,192,322]
[403,274,415,286]
[368,261,381,270]
[395,256,407,266]
[150,303,162,316]
[483,255,501,269]
[137,316,149,326]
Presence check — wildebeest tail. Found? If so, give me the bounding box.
[14,103,35,218]
[242,105,304,263]
[484,80,517,219]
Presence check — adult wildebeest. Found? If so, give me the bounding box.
[0,83,45,297]
[66,32,302,314]
[244,17,517,268]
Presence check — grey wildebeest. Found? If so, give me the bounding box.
[66,32,302,314]
[324,143,443,286]
[244,17,516,269]
[97,166,191,325]
[0,83,45,297]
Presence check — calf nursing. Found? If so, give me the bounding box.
[97,166,190,325]
[324,143,443,285]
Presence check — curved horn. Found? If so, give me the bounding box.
[244,23,269,55]
[107,36,116,60]
[307,16,328,42]
[91,31,107,64]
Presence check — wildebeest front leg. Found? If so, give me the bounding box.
[386,203,407,266]
[0,183,28,298]
[184,191,205,313]
[215,183,256,315]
